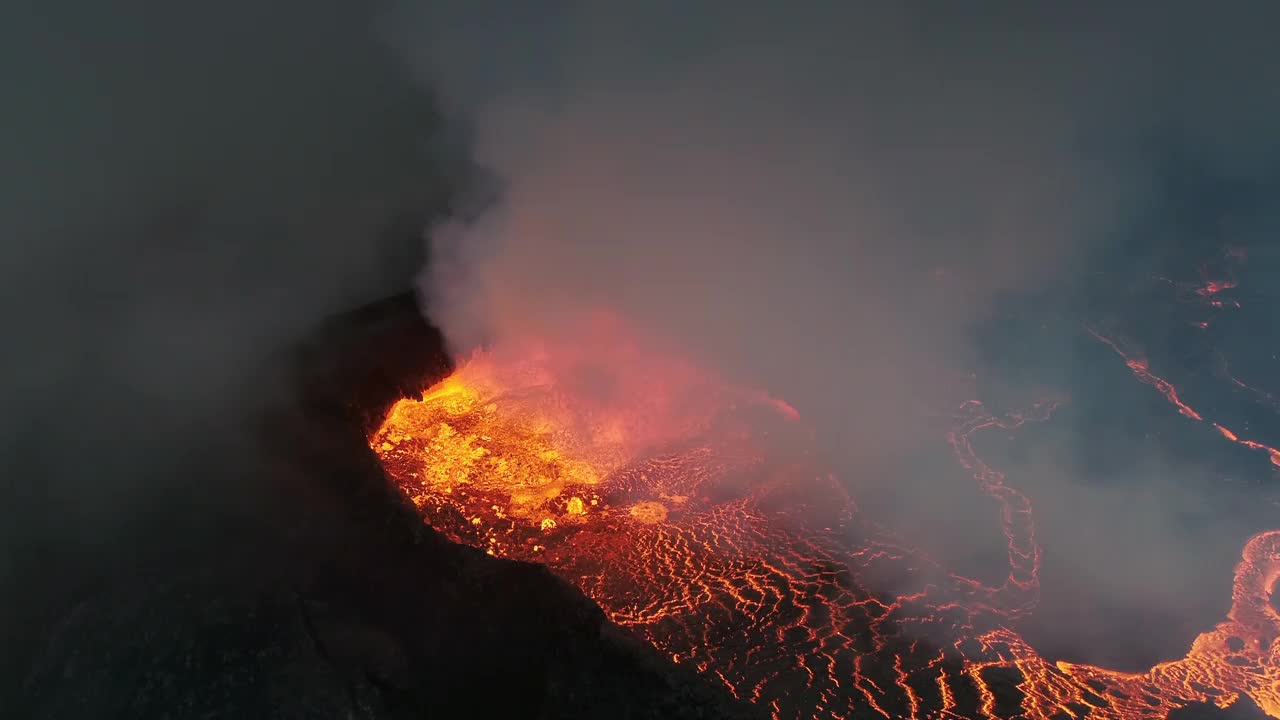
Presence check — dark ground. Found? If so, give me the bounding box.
[5,295,1271,719]
[1,5,754,716]
[6,293,759,720]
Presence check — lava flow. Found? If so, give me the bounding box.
[1086,326,1280,468]
[372,314,1279,719]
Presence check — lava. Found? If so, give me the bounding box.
[1100,247,1280,468]
[1218,351,1280,415]
[1084,326,1202,420]
[372,310,1279,719]
[1151,247,1245,327]
[1087,326,1280,468]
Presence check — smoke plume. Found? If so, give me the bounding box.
[386,1,1164,451]
[384,0,1280,668]
[0,2,449,695]
[0,0,445,525]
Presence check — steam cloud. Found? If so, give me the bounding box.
[4,0,1277,703]
[1,2,439,522]
[379,1,1258,448]
[384,1,1280,668]
[0,1,445,695]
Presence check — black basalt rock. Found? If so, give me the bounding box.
[16,293,759,720]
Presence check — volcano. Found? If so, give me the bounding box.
[369,309,1280,719]
[14,294,757,720]
[16,280,1277,720]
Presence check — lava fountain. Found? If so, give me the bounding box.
[371,313,1279,719]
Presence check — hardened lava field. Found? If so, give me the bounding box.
[372,309,1279,720]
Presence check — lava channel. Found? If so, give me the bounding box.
[372,318,1280,720]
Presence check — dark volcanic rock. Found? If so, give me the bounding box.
[1168,699,1273,720]
[16,293,758,720]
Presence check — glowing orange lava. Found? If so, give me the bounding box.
[1152,249,1245,328]
[372,315,1279,719]
[1219,351,1280,415]
[1087,326,1280,468]
[1085,327,1203,421]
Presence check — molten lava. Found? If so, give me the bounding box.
[372,314,1279,719]
[1086,326,1280,468]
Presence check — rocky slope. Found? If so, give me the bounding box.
[14,293,757,720]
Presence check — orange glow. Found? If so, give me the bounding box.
[372,316,1279,719]
[1152,253,1244,323]
[1088,326,1280,468]
[1197,279,1238,297]
[1220,352,1280,414]
[1086,327,1203,420]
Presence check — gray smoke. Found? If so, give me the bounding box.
[383,1,1177,451]
[0,4,446,691]
[1,0,444,525]
[383,0,1280,668]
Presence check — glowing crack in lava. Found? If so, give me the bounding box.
[1086,327,1280,469]
[372,316,1279,719]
